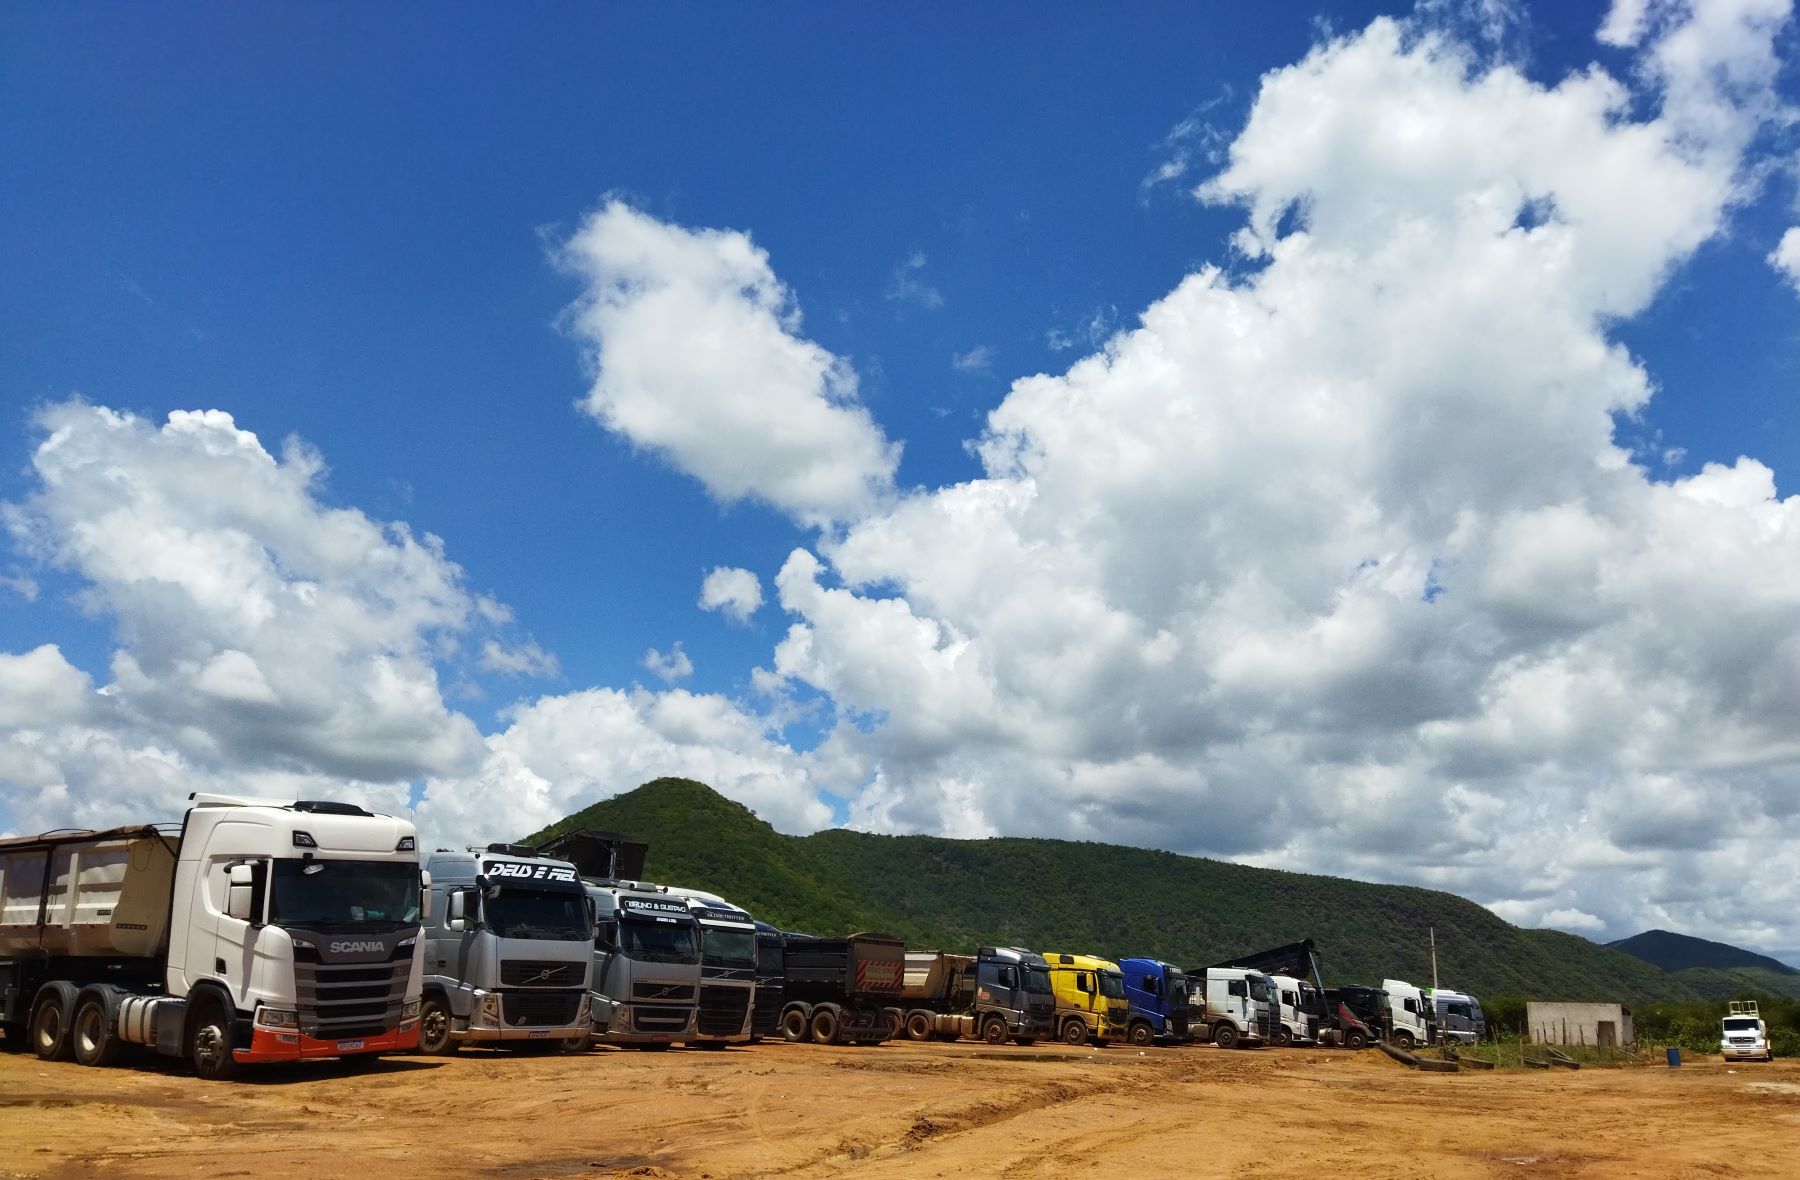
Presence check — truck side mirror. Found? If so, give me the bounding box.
[446,887,469,932]
[419,870,433,920]
[226,863,256,923]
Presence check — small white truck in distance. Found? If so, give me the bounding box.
[0,794,427,1079]
[1721,1000,1774,1062]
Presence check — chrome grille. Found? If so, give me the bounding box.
[502,960,584,987]
[632,980,696,1002]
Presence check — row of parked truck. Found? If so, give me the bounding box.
[0,795,1487,1079]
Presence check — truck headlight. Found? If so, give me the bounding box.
[402,999,421,1019]
[255,1006,299,1031]
[471,991,502,1029]
[577,993,591,1024]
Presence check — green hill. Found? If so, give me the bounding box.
[525,777,1697,1003]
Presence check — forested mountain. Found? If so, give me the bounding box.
[526,777,1697,1002]
[1607,929,1800,1000]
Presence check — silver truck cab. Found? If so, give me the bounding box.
[586,882,701,1048]
[663,888,757,1045]
[416,844,593,1053]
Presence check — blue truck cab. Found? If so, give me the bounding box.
[1118,957,1190,1045]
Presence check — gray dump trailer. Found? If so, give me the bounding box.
[897,947,1054,1045]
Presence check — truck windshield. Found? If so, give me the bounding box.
[1247,976,1271,1003]
[620,916,699,963]
[1098,971,1126,999]
[1724,1018,1760,1032]
[1025,967,1052,994]
[270,859,420,928]
[1299,985,1319,1012]
[485,887,590,941]
[1166,971,1188,999]
[701,927,756,968]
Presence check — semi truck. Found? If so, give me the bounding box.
[416,844,593,1053]
[751,921,786,1041]
[532,828,699,1049]
[1188,965,1276,1048]
[1208,939,1378,1049]
[665,888,758,1045]
[1722,1000,1775,1062]
[1327,985,1391,1048]
[1380,978,1437,1050]
[1430,988,1487,1045]
[1269,972,1322,1046]
[778,931,906,1045]
[896,946,1055,1045]
[1044,952,1129,1046]
[0,794,426,1080]
[1117,957,1189,1045]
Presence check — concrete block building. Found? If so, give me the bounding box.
[1527,1001,1633,1047]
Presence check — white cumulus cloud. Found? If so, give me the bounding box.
[699,565,764,623]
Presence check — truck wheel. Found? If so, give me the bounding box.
[809,1006,840,1045]
[1392,1030,1415,1051]
[1213,1023,1239,1050]
[71,988,124,1067]
[981,1017,1008,1046]
[885,1007,904,1038]
[1273,1026,1292,1048]
[1128,1022,1154,1047]
[780,1006,810,1042]
[30,982,78,1062]
[1060,1019,1087,1046]
[1344,1028,1368,1050]
[189,996,238,1082]
[558,1035,592,1054]
[416,995,458,1056]
[905,1011,933,1041]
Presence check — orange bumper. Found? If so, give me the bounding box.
[236,1020,420,1063]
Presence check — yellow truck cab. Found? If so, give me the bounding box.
[1043,953,1128,1046]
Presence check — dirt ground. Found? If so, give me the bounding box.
[1,1039,1796,1180]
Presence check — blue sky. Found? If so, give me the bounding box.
[6,1,1800,960]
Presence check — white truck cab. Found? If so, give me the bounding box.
[1269,972,1320,1046]
[1381,978,1434,1050]
[1189,966,1274,1049]
[1721,1000,1774,1062]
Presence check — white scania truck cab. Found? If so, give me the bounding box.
[1721,1000,1774,1062]
[0,794,427,1080]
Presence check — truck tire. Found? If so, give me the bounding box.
[905,1011,933,1041]
[780,1005,811,1042]
[981,1017,1008,1046]
[1060,1018,1087,1046]
[1213,1023,1239,1050]
[188,994,238,1082]
[809,1006,840,1046]
[1273,1025,1292,1048]
[1392,1029,1415,1051]
[416,994,458,1056]
[71,987,125,1067]
[1128,1021,1154,1047]
[885,1007,904,1038]
[29,982,78,1062]
[1344,1028,1368,1050]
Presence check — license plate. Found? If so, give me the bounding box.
[528,1030,550,1038]
[336,1039,365,1051]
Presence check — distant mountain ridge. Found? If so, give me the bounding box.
[1606,929,1800,1000]
[525,777,1701,1003]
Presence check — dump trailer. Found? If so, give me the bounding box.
[779,931,906,1045]
[664,888,758,1044]
[417,845,594,1053]
[1044,952,1129,1046]
[897,946,1054,1045]
[751,921,786,1041]
[1118,957,1189,1045]
[0,794,426,1079]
